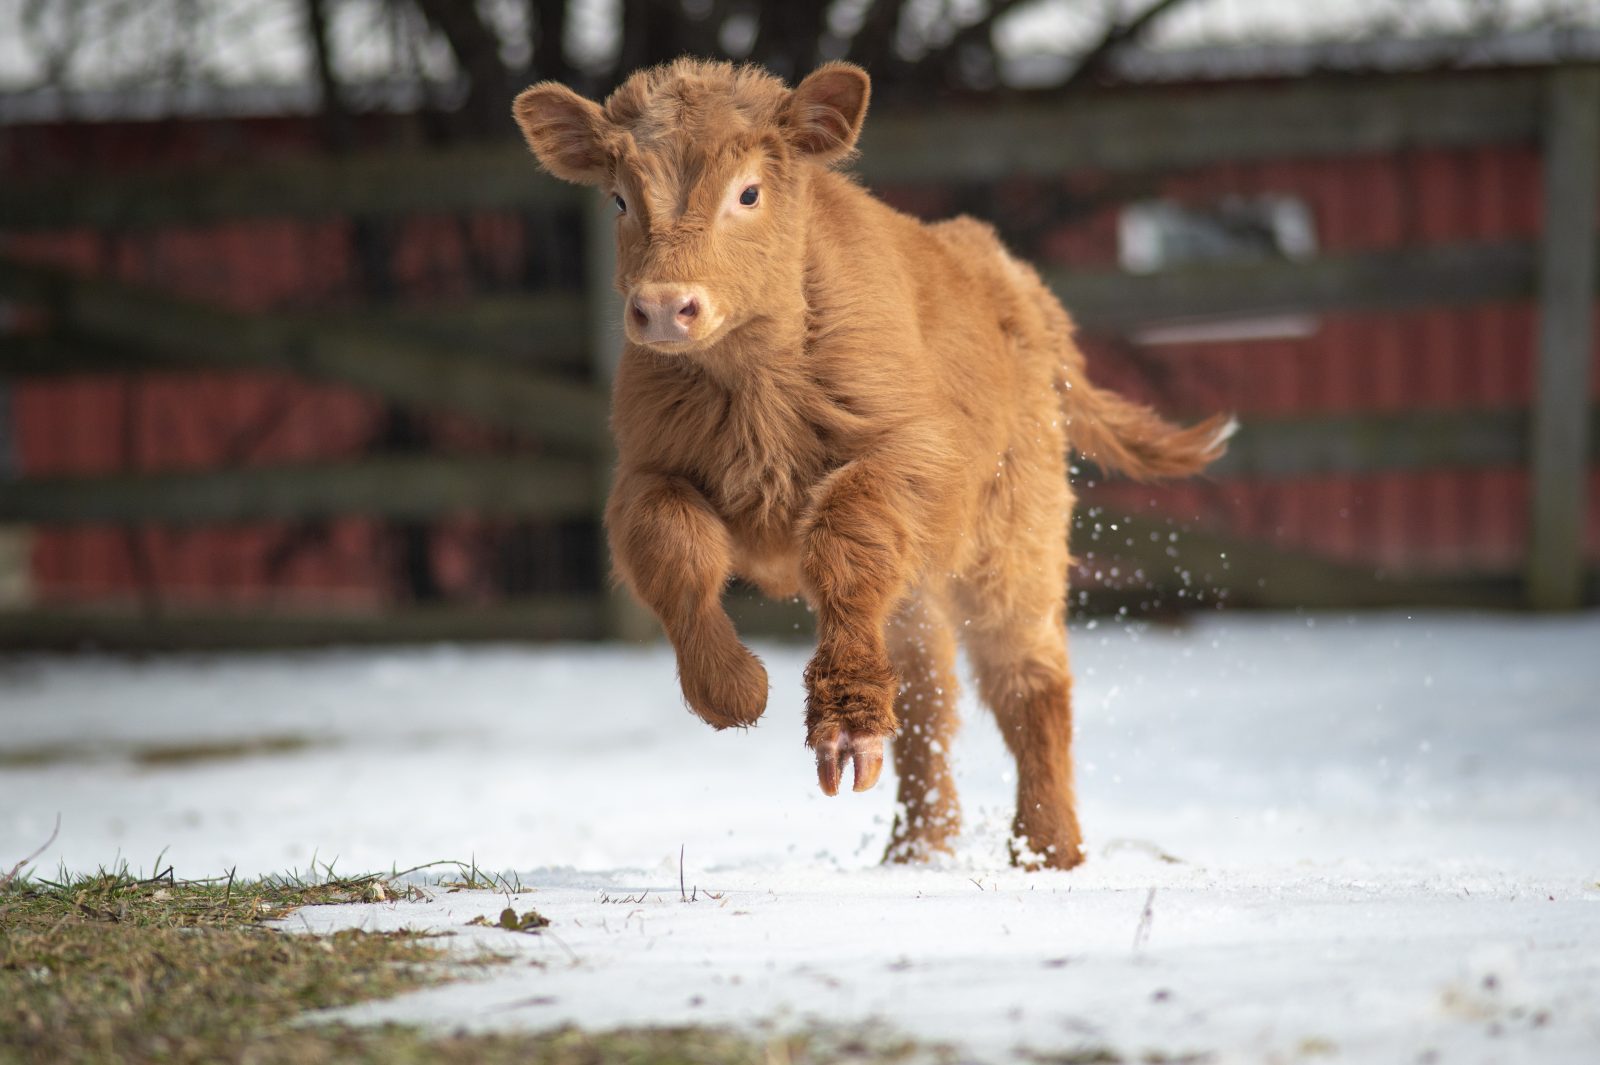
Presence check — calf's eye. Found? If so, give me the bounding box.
[738,185,760,207]
[613,194,627,214]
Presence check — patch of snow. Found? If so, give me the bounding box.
[3,611,1599,1061]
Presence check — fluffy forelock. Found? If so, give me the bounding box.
[603,58,789,147]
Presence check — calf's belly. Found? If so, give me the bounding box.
[733,544,804,601]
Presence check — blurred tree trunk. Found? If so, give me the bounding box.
[847,0,908,76]
[749,0,829,80]
[530,0,571,84]
[620,0,697,84]
[413,0,521,138]
[305,0,354,149]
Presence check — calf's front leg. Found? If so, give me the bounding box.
[607,470,768,729]
[799,459,920,795]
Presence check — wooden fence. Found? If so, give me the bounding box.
[1,64,1596,648]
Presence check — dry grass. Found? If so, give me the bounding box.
[0,734,326,770]
[0,863,942,1065]
[0,865,459,1064]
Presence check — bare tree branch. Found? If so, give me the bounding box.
[920,0,1038,67]
[1061,0,1191,91]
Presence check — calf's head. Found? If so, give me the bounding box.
[513,59,870,354]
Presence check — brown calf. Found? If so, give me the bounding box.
[513,59,1232,870]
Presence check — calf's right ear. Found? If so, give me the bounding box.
[512,83,611,185]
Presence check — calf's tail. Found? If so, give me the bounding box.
[1056,358,1237,483]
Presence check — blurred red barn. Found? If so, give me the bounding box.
[2,72,1597,614]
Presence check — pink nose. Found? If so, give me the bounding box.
[629,286,702,343]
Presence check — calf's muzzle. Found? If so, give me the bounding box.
[628,283,710,346]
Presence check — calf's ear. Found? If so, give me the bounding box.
[512,82,611,185]
[782,62,871,164]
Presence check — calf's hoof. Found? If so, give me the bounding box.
[679,643,768,730]
[1007,821,1087,871]
[803,647,897,795]
[810,728,884,796]
[883,809,961,863]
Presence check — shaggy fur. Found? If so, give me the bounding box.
[513,59,1232,870]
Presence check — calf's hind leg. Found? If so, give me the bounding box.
[883,597,962,862]
[963,606,1085,871]
[606,470,767,728]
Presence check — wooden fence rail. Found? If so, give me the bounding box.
[1211,407,1600,478]
[3,239,1580,379]
[0,456,597,525]
[0,599,609,650]
[1047,241,1556,329]
[5,407,1595,529]
[0,296,592,377]
[0,260,605,449]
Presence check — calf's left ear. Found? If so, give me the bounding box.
[782,62,871,164]
[512,82,612,185]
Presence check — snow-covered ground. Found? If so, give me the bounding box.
[3,611,1598,1062]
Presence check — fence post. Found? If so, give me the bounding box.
[0,384,31,608]
[1527,66,1600,610]
[585,191,659,641]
